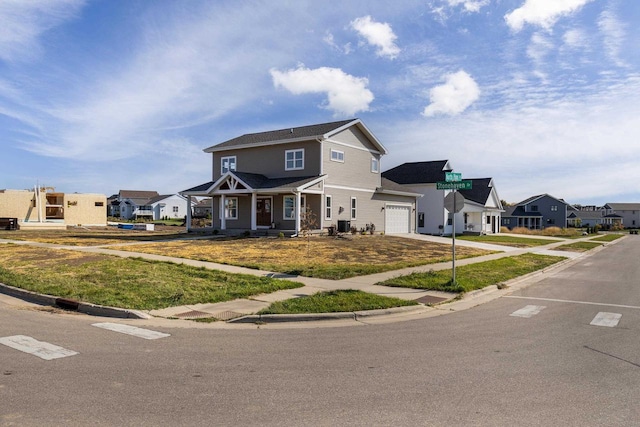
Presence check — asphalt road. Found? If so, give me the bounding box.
[1,237,639,426]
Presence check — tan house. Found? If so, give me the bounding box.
[181,119,421,234]
[0,188,107,230]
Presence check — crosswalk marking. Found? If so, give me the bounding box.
[0,335,78,360]
[92,322,170,340]
[510,305,546,318]
[590,312,622,328]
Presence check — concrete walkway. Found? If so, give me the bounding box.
[0,233,605,322]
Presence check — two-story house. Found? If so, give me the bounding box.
[180,119,421,234]
[501,194,569,230]
[603,203,639,228]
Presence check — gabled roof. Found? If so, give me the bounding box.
[119,190,159,200]
[180,173,325,196]
[604,203,640,211]
[458,178,494,206]
[203,118,387,154]
[381,160,453,185]
[514,193,569,207]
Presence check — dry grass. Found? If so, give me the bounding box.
[111,235,493,279]
[507,227,580,238]
[0,226,187,246]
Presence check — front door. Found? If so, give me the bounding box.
[256,197,272,227]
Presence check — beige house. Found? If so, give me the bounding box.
[0,188,107,230]
[181,119,421,234]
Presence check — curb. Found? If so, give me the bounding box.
[228,304,425,324]
[0,282,150,319]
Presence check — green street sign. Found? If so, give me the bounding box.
[445,172,462,182]
[436,180,472,190]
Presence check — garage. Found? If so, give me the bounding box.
[385,204,411,234]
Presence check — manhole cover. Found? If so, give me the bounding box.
[415,295,449,305]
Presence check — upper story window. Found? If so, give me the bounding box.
[530,205,539,212]
[371,157,379,173]
[285,149,304,171]
[550,205,558,211]
[221,156,236,174]
[330,149,344,163]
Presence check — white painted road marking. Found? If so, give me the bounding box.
[92,322,170,340]
[0,335,78,360]
[510,305,546,318]
[504,295,640,311]
[590,312,622,328]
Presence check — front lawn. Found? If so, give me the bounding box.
[554,242,603,252]
[258,289,418,314]
[456,234,560,247]
[377,253,566,293]
[0,244,301,310]
[112,235,494,279]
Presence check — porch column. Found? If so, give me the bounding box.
[186,195,192,232]
[210,197,214,228]
[295,192,301,234]
[251,193,257,231]
[220,194,226,230]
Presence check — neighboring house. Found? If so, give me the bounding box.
[458,178,503,234]
[382,161,503,235]
[147,194,195,220]
[501,194,569,230]
[193,198,214,218]
[181,119,421,234]
[114,190,159,220]
[0,187,106,230]
[604,203,640,228]
[566,204,625,228]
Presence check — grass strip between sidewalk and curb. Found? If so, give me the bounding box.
[258,289,418,315]
[553,241,603,252]
[591,234,625,242]
[455,235,561,247]
[0,244,301,311]
[376,253,567,293]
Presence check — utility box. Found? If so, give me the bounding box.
[0,218,18,230]
[337,220,351,233]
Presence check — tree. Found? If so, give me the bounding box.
[299,206,318,257]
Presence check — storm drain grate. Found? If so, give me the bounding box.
[415,295,449,305]
[211,311,244,321]
[174,310,213,319]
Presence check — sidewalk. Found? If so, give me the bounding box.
[0,233,604,322]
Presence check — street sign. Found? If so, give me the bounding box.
[436,181,472,190]
[445,172,462,182]
[444,192,465,213]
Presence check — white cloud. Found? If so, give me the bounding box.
[562,28,588,49]
[270,66,374,116]
[598,9,627,67]
[445,0,489,13]
[350,15,400,59]
[0,0,85,62]
[422,70,480,117]
[505,0,593,32]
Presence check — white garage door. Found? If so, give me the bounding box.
[385,205,410,234]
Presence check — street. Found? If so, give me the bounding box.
[1,237,639,426]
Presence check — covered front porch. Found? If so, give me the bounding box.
[181,171,326,234]
[462,209,502,234]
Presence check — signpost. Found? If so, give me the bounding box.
[440,173,472,285]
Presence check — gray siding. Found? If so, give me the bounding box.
[212,140,321,180]
[525,196,567,228]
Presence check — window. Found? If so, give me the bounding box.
[350,197,357,220]
[285,149,304,170]
[221,156,236,173]
[504,219,510,225]
[330,149,344,163]
[225,197,238,219]
[487,215,491,224]
[283,195,305,220]
[531,205,539,212]
[95,201,104,207]
[551,205,558,211]
[371,157,379,173]
[172,206,179,213]
[325,195,332,220]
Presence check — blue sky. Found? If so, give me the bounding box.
[0,0,638,205]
